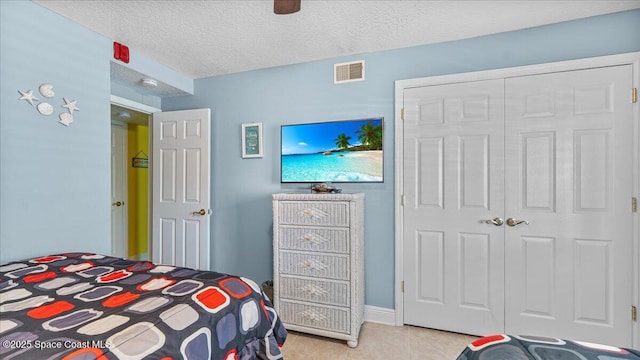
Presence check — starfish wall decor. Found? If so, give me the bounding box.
[17,83,79,127]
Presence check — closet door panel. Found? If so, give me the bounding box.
[403,79,505,335]
[504,65,634,346]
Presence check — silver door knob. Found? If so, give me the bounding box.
[506,218,529,227]
[484,217,504,226]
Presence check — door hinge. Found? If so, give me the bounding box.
[401,281,405,293]
[632,197,637,213]
[632,305,637,322]
[401,194,405,206]
[632,88,637,103]
[401,108,405,121]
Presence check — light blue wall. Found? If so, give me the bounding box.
[163,9,640,309]
[0,1,112,262]
[1,1,193,264]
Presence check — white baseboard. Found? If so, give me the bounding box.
[364,305,397,326]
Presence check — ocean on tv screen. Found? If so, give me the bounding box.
[281,118,384,183]
[282,150,382,182]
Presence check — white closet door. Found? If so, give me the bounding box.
[504,65,634,346]
[403,79,506,335]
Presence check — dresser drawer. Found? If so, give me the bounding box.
[279,251,349,280]
[278,201,350,226]
[279,300,350,334]
[278,226,350,254]
[280,275,350,307]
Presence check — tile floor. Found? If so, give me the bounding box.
[280,322,478,359]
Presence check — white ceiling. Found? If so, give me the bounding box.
[35,0,640,81]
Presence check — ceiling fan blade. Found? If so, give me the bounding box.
[274,0,301,15]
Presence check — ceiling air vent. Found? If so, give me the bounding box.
[334,60,365,84]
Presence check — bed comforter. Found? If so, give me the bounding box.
[0,253,287,359]
[457,334,640,360]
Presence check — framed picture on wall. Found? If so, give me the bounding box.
[241,122,263,158]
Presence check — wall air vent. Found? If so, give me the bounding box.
[334,60,365,84]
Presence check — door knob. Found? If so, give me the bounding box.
[192,209,208,216]
[483,217,504,226]
[506,218,529,227]
[112,201,123,207]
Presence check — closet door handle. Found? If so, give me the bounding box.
[506,218,529,227]
[483,217,504,226]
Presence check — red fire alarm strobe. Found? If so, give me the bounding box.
[113,42,130,63]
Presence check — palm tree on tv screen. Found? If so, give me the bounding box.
[334,133,351,150]
[356,121,383,150]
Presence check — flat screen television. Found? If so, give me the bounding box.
[281,117,383,183]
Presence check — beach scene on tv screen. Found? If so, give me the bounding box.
[281,118,383,182]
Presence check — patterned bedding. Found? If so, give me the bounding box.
[457,334,640,360]
[0,253,287,359]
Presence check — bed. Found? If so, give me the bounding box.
[457,334,640,360]
[0,253,287,359]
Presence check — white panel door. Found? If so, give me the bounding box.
[403,79,506,335]
[111,122,127,258]
[504,65,634,346]
[152,109,211,270]
[402,65,634,346]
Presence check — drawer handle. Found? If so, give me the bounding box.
[300,233,329,246]
[301,284,328,297]
[298,207,328,220]
[300,309,327,322]
[300,259,328,272]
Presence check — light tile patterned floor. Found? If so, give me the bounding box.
[280,322,478,359]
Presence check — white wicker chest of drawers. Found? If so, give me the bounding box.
[272,192,364,348]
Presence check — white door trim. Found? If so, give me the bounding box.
[110,96,159,260]
[110,95,161,114]
[394,52,640,348]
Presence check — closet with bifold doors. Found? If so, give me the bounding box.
[400,59,636,347]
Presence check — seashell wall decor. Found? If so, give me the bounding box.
[17,83,79,126]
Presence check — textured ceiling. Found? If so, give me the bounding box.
[35,0,640,81]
